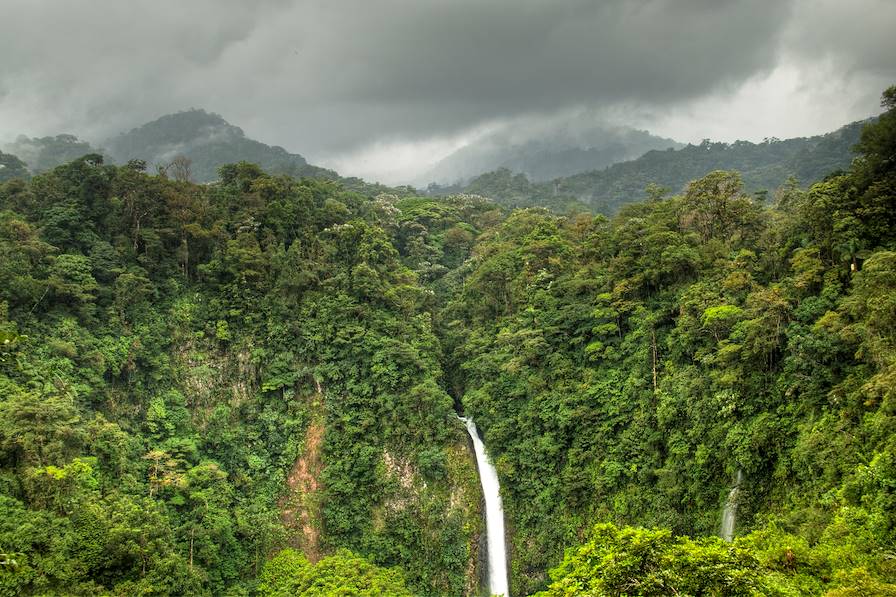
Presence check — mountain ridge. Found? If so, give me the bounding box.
[423,124,683,185]
[431,118,870,213]
[2,112,871,217]
[102,109,336,182]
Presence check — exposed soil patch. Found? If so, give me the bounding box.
[280,416,324,562]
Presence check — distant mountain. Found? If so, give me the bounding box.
[103,109,336,182]
[2,134,99,174]
[2,109,341,184]
[435,119,868,213]
[423,124,682,185]
[2,111,413,198]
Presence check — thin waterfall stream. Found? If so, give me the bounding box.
[720,469,744,542]
[460,417,510,597]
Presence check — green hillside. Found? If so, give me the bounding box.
[0,87,894,596]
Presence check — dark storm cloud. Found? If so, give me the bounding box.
[786,0,896,75]
[229,0,798,151]
[1,1,792,147]
[780,0,896,113]
[0,0,892,180]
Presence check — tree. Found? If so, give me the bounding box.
[168,155,193,183]
[0,391,84,467]
[536,524,763,596]
[855,85,896,180]
[258,549,415,597]
[681,170,755,243]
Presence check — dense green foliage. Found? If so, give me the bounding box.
[438,89,896,594]
[434,119,866,214]
[0,158,486,595]
[538,523,896,596]
[258,548,414,596]
[0,87,894,596]
[537,524,764,596]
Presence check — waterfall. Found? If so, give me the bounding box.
[461,417,510,597]
[720,469,743,542]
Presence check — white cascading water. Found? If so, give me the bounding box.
[461,417,510,597]
[720,469,744,542]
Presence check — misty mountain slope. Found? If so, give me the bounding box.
[424,125,682,184]
[104,109,337,182]
[557,119,868,206]
[445,119,868,213]
[0,150,30,182]
[4,112,408,196]
[2,134,100,175]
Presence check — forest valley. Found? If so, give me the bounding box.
[0,87,894,596]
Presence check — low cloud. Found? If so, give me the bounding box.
[1,0,893,183]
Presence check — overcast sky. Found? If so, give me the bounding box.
[1,0,894,183]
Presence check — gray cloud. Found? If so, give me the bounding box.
[785,0,896,75]
[0,0,893,182]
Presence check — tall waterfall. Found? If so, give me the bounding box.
[720,469,743,542]
[461,417,510,597]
